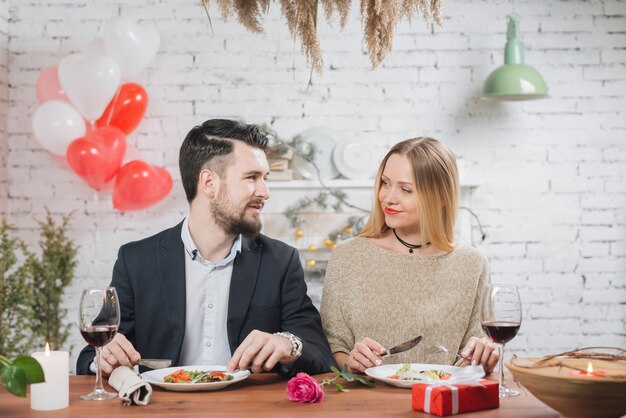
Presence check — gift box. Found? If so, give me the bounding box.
[412,380,499,416]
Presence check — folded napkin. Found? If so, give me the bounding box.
[109,366,153,406]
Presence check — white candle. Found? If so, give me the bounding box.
[30,343,69,411]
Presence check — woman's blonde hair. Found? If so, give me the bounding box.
[360,137,459,252]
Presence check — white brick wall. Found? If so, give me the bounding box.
[1,0,625,369]
[0,0,8,215]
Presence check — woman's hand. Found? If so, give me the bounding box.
[459,336,499,373]
[346,337,386,373]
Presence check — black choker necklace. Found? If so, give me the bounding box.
[392,229,431,253]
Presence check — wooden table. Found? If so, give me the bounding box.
[1,373,558,417]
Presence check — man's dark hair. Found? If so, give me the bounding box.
[179,119,269,202]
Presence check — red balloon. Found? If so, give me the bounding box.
[66,127,127,190]
[113,161,172,211]
[96,83,148,135]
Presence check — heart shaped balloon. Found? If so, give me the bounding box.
[58,53,121,121]
[66,127,127,190]
[113,161,172,211]
[81,38,107,59]
[103,17,160,78]
[96,83,148,135]
[36,66,68,103]
[32,101,87,155]
[97,143,143,193]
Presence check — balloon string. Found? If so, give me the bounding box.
[106,85,122,126]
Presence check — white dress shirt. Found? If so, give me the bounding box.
[178,217,241,366]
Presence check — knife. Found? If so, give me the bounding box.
[137,359,172,369]
[381,335,423,358]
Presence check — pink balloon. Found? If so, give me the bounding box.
[36,66,68,103]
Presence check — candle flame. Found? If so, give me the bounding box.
[587,362,593,374]
[45,342,50,356]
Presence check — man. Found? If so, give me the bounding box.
[76,119,335,377]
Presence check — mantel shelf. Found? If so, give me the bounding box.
[267,179,480,190]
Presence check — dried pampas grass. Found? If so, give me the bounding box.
[320,0,351,28]
[201,0,443,72]
[296,0,323,73]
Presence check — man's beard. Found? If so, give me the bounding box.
[211,191,263,238]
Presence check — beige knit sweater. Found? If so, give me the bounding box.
[321,237,490,365]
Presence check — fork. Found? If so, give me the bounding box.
[190,371,211,384]
[425,345,473,363]
[191,369,248,383]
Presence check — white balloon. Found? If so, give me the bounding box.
[81,38,108,59]
[32,101,86,156]
[58,53,121,121]
[103,17,160,78]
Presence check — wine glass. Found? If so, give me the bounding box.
[78,287,120,401]
[481,284,522,398]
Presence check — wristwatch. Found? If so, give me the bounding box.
[274,331,303,361]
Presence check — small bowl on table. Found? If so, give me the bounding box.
[507,357,626,418]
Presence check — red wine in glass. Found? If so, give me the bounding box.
[80,325,118,347]
[480,284,522,398]
[482,321,520,344]
[79,287,120,401]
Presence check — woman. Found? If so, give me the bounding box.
[320,137,498,373]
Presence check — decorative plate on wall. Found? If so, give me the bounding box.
[296,127,339,180]
[291,154,317,180]
[332,140,375,180]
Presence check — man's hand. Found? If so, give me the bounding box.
[458,336,498,373]
[95,333,141,376]
[226,330,292,374]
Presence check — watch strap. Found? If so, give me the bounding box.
[274,331,303,361]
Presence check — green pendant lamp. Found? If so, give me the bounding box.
[483,16,548,101]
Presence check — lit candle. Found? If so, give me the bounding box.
[30,343,69,410]
[569,362,608,378]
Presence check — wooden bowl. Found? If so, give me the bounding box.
[507,357,626,418]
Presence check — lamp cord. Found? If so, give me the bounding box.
[459,206,487,245]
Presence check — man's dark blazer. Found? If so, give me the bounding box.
[76,221,335,376]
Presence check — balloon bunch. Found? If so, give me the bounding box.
[32,17,172,212]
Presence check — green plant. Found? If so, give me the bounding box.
[0,354,45,397]
[321,364,375,392]
[30,210,78,350]
[0,219,46,397]
[0,219,36,358]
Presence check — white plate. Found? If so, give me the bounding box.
[297,127,339,180]
[332,140,375,180]
[364,363,484,388]
[141,365,250,392]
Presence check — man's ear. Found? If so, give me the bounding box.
[198,169,219,199]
